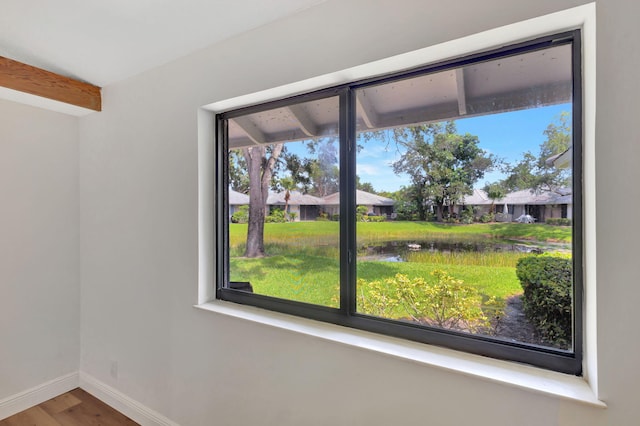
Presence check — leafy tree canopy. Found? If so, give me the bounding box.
[356,175,376,194]
[498,112,572,193]
[390,121,495,221]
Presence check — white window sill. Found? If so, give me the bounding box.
[195,300,605,409]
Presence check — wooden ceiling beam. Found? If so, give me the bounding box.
[0,56,101,111]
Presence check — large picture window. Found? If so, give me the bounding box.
[216,31,582,374]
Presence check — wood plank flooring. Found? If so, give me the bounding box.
[0,388,139,426]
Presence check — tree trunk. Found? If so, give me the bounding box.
[284,190,290,221]
[244,147,266,258]
[436,203,444,222]
[242,144,284,258]
[415,194,426,221]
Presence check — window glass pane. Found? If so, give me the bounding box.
[227,96,340,308]
[355,44,574,350]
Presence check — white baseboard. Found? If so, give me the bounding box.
[79,372,179,426]
[0,372,79,420]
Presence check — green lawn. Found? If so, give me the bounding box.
[230,254,340,306]
[230,254,521,308]
[229,221,571,311]
[230,220,572,247]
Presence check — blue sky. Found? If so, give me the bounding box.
[356,104,571,192]
[283,103,571,193]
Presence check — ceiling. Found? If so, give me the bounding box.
[0,0,327,87]
[228,44,573,147]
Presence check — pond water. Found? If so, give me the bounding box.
[358,239,546,262]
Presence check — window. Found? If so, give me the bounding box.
[216,31,582,374]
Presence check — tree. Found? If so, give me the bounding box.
[228,150,250,193]
[500,112,571,193]
[484,182,507,214]
[277,176,296,221]
[391,122,494,221]
[356,175,376,194]
[380,186,422,221]
[542,111,571,161]
[240,138,337,257]
[282,138,339,197]
[242,144,284,258]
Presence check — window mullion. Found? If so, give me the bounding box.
[339,88,357,315]
[216,115,229,296]
[571,30,583,363]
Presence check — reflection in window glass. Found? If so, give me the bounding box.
[355,44,574,350]
[226,96,340,307]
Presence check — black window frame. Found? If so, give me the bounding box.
[215,30,583,375]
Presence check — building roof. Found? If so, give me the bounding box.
[463,188,491,205]
[267,190,326,206]
[323,190,395,206]
[464,188,572,205]
[229,189,250,205]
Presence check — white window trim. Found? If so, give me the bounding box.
[197,3,600,406]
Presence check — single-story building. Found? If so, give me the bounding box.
[267,190,326,221]
[461,188,572,222]
[229,189,250,217]
[323,190,395,218]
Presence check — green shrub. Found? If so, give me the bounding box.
[546,218,572,226]
[480,213,495,223]
[231,205,248,223]
[356,205,369,222]
[394,200,419,221]
[316,212,330,222]
[516,256,572,348]
[265,208,287,223]
[368,215,386,222]
[481,295,506,336]
[358,271,489,332]
[331,214,340,221]
[459,208,475,224]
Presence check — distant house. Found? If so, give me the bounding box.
[229,189,250,217]
[266,190,326,221]
[323,190,395,218]
[461,188,572,222]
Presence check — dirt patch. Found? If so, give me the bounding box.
[494,295,545,346]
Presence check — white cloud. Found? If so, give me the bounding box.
[356,163,381,176]
[357,143,394,159]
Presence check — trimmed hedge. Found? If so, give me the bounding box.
[515,256,572,348]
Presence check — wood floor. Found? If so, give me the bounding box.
[0,388,139,426]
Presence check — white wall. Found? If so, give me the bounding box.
[0,100,80,398]
[78,0,640,424]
